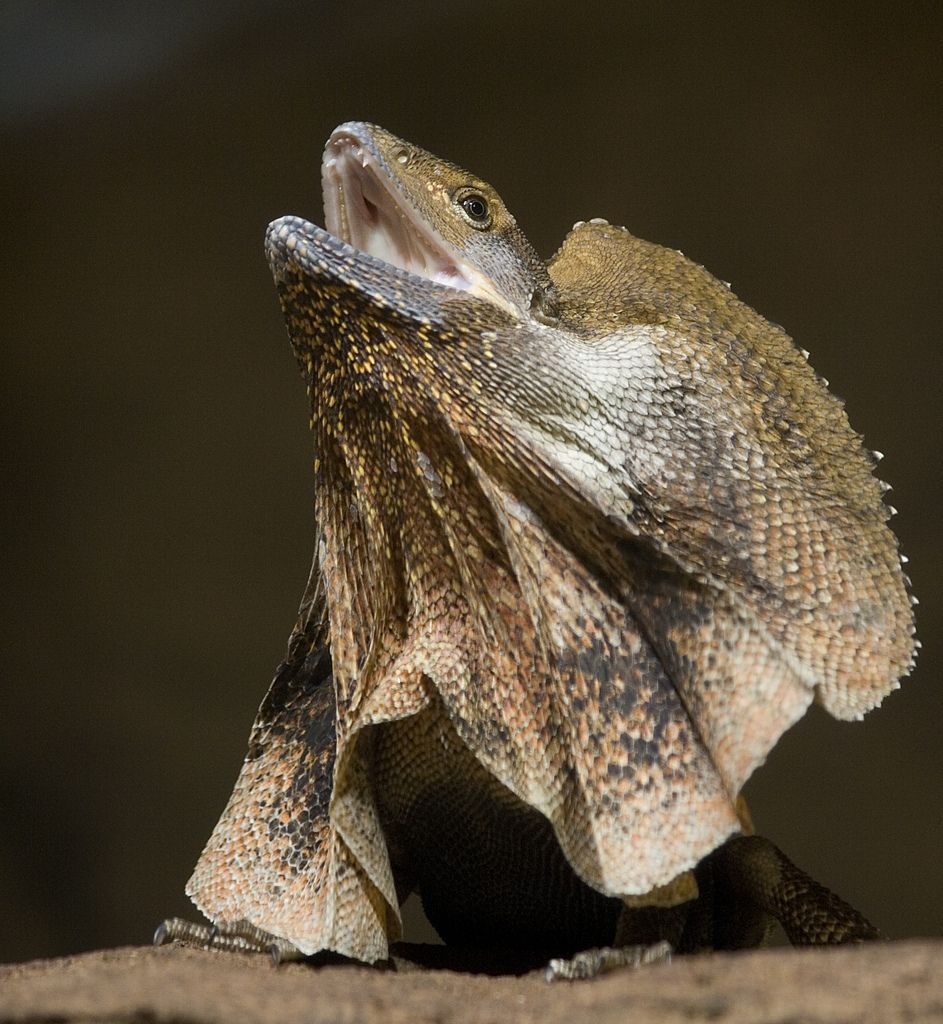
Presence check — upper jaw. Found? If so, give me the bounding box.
[322,126,469,290]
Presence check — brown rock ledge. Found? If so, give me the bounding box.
[1,941,941,1024]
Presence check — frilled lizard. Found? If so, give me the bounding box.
[158,123,917,977]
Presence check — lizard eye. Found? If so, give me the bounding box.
[457,190,492,229]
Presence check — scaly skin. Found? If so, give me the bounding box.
[165,123,915,968]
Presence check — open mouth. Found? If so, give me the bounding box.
[321,129,514,313]
[322,134,471,290]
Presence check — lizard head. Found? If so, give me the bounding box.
[318,121,556,321]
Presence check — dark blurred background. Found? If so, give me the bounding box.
[2,1,940,964]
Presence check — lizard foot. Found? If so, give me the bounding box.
[712,835,884,946]
[544,939,672,981]
[154,916,305,964]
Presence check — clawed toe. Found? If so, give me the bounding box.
[153,916,304,963]
[545,939,673,981]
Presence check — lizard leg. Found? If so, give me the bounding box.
[706,834,883,946]
[544,939,672,982]
[154,917,305,963]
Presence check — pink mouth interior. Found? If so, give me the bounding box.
[322,137,473,291]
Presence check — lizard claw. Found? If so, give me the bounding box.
[153,916,304,962]
[545,939,673,982]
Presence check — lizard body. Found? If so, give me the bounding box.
[170,123,915,967]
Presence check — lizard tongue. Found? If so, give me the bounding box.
[322,139,471,291]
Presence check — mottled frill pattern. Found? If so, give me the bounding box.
[187,210,914,961]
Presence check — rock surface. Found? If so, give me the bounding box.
[1,941,942,1024]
